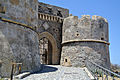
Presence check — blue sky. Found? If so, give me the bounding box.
[39,0,120,65]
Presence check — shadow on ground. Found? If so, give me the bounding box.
[33,65,58,74]
[21,65,58,79]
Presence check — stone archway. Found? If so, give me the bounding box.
[38,32,59,64]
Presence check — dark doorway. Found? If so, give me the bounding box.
[39,37,53,65]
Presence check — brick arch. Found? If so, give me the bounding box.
[38,32,59,64]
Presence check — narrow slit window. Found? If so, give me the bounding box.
[65,59,67,62]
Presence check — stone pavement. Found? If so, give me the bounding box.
[21,65,90,80]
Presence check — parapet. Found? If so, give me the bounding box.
[62,15,109,43]
[81,15,91,19]
[63,15,108,24]
[79,15,108,23]
[92,15,108,23]
[38,2,69,18]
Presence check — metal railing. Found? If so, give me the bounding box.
[85,60,120,80]
[0,61,22,80]
[10,62,22,80]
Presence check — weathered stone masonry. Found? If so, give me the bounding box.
[0,0,110,78]
[0,0,69,77]
[0,0,41,77]
[61,16,110,69]
[38,2,69,65]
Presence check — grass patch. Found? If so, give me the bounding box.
[0,78,4,80]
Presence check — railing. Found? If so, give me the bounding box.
[0,61,22,80]
[10,62,22,80]
[38,12,64,23]
[85,60,120,80]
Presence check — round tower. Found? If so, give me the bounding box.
[61,15,110,69]
[0,0,40,77]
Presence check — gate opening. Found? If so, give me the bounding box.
[39,37,53,65]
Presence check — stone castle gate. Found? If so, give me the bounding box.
[37,2,69,65]
[38,32,58,64]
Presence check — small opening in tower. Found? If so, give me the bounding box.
[65,59,67,62]
[101,37,104,40]
[56,29,58,32]
[57,10,63,17]
[76,34,79,36]
[48,8,52,13]
[0,60,2,67]
[99,24,103,28]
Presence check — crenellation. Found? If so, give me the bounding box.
[92,15,97,20]
[92,15,108,23]
[69,14,72,16]
[81,15,91,19]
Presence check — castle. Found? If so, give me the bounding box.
[0,0,110,78]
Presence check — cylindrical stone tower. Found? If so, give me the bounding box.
[0,0,41,77]
[61,15,110,69]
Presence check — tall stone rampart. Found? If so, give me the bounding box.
[0,0,38,27]
[0,0,41,78]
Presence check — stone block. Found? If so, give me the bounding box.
[9,0,19,5]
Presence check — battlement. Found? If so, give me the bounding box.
[38,2,69,18]
[92,15,108,23]
[62,15,109,43]
[68,15,108,23]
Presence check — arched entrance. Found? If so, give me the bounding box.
[39,37,53,64]
[38,32,59,65]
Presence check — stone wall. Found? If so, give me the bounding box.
[38,2,69,18]
[0,0,38,27]
[0,0,41,78]
[37,2,69,64]
[62,15,109,42]
[61,42,110,68]
[0,21,41,77]
[38,20,62,64]
[61,15,110,69]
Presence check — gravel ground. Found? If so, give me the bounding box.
[21,65,90,80]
